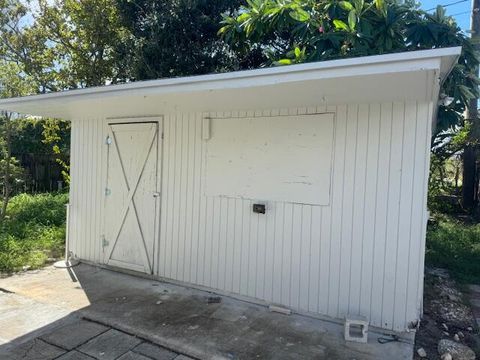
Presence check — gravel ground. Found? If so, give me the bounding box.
[414,268,480,359]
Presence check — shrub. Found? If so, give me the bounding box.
[0,192,68,273]
[426,215,480,283]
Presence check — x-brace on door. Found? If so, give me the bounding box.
[103,121,160,274]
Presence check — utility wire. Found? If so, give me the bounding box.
[426,0,468,12]
[450,10,472,16]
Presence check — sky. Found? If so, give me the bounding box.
[419,0,471,32]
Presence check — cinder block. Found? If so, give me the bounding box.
[344,315,369,344]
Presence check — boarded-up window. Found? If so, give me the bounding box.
[205,113,335,205]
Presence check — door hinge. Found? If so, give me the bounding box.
[161,132,164,139]
[105,188,111,196]
[102,236,109,247]
[105,135,112,145]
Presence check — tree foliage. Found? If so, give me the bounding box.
[0,0,128,91]
[0,0,116,192]
[0,61,36,219]
[34,0,129,87]
[41,119,71,184]
[0,0,58,92]
[114,0,244,80]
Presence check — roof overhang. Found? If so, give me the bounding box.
[0,47,461,120]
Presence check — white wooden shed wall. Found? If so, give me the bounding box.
[68,100,432,332]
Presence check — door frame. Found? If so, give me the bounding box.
[102,116,164,274]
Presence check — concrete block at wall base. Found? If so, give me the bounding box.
[344,315,369,344]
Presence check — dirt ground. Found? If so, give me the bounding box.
[414,268,480,359]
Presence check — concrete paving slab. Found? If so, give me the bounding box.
[3,338,66,360]
[0,266,90,310]
[132,342,178,360]
[0,264,415,360]
[117,350,152,360]
[0,291,71,344]
[78,329,142,360]
[175,356,195,360]
[209,305,245,322]
[40,319,109,350]
[56,350,96,360]
[74,264,414,360]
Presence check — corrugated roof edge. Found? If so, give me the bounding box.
[0,46,462,107]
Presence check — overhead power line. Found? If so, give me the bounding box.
[426,0,468,12]
[449,10,472,16]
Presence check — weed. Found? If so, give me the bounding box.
[0,192,68,273]
[426,215,480,283]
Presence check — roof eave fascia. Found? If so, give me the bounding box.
[0,47,462,111]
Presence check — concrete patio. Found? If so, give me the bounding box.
[0,264,415,359]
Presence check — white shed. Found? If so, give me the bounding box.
[0,47,460,332]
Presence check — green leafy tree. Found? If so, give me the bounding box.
[115,0,244,80]
[41,119,71,185]
[10,118,54,156]
[0,61,36,220]
[9,117,71,187]
[34,0,129,87]
[0,0,58,92]
[1,0,129,90]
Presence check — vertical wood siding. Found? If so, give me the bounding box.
[69,117,106,265]
[69,101,431,331]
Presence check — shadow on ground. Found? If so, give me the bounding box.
[0,264,414,359]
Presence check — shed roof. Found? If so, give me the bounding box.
[0,47,461,120]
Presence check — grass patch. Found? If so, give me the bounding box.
[426,214,480,283]
[0,192,68,273]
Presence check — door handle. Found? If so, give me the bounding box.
[153,192,161,198]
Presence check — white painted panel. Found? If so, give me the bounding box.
[104,122,159,274]
[382,102,404,329]
[370,103,393,328]
[272,201,284,304]
[407,103,432,326]
[69,101,433,332]
[359,103,381,320]
[349,103,369,316]
[205,114,334,205]
[338,104,358,318]
[394,101,417,330]
[68,118,106,263]
[327,104,347,319]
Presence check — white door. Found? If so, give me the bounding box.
[103,121,161,274]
